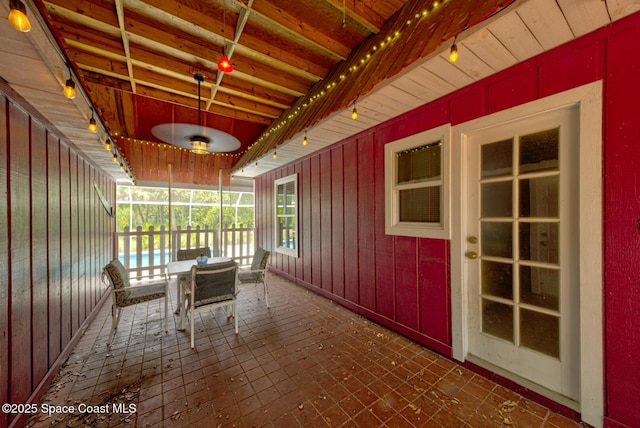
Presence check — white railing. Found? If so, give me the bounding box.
[118,224,255,277]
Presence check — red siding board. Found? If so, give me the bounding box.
[47,133,61,364]
[418,239,450,345]
[78,162,87,321]
[488,69,536,115]
[320,151,332,293]
[0,97,8,428]
[331,147,345,298]
[374,125,395,319]
[603,26,640,428]
[70,151,79,336]
[310,155,322,287]
[450,86,487,125]
[394,236,419,329]
[538,39,603,99]
[31,121,49,386]
[302,158,312,283]
[9,105,32,406]
[59,145,71,346]
[343,142,359,303]
[357,136,376,310]
[394,111,419,140]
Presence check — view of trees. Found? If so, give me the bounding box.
[116,186,254,232]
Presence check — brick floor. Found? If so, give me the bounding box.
[24,273,581,427]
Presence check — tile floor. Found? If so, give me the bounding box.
[25,273,582,427]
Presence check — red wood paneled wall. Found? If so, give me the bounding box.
[255,12,640,428]
[0,84,115,428]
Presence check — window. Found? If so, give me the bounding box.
[274,174,298,257]
[385,124,451,239]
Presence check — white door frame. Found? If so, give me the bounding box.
[450,81,603,427]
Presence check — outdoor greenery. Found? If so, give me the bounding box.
[116,186,254,232]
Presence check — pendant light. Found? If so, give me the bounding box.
[88,108,98,133]
[217,0,234,73]
[8,0,31,32]
[217,55,233,73]
[63,63,76,99]
[449,37,459,63]
[189,73,210,154]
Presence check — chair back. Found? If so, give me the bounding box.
[103,259,131,306]
[251,248,271,271]
[191,260,238,307]
[177,246,211,261]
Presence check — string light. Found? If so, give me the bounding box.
[8,0,31,32]
[88,109,98,133]
[272,151,277,159]
[449,39,459,63]
[105,140,111,150]
[302,131,308,146]
[63,64,76,99]
[232,0,454,174]
[351,101,358,120]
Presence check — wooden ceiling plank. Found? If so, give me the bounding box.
[125,0,328,81]
[419,56,474,92]
[324,0,383,33]
[605,0,640,21]
[515,0,574,50]
[487,11,544,61]
[556,0,610,37]
[245,0,353,60]
[44,1,122,39]
[459,28,518,73]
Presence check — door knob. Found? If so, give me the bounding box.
[467,236,478,244]
[466,251,478,259]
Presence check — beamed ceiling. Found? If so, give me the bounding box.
[2,0,639,187]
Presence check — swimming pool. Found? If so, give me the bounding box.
[119,250,172,267]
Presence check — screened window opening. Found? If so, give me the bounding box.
[274,174,298,257]
[385,124,451,239]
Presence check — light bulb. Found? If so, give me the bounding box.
[351,106,358,120]
[8,0,31,32]
[217,55,234,72]
[63,79,76,99]
[88,117,97,133]
[449,43,459,63]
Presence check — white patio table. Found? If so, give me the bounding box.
[167,257,230,314]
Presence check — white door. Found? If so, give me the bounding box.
[464,106,580,401]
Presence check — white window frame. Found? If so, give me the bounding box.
[384,124,451,239]
[274,174,298,257]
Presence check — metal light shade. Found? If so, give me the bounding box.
[217,55,233,72]
[8,0,31,32]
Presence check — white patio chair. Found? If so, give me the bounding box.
[238,248,271,307]
[179,260,239,348]
[102,259,168,346]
